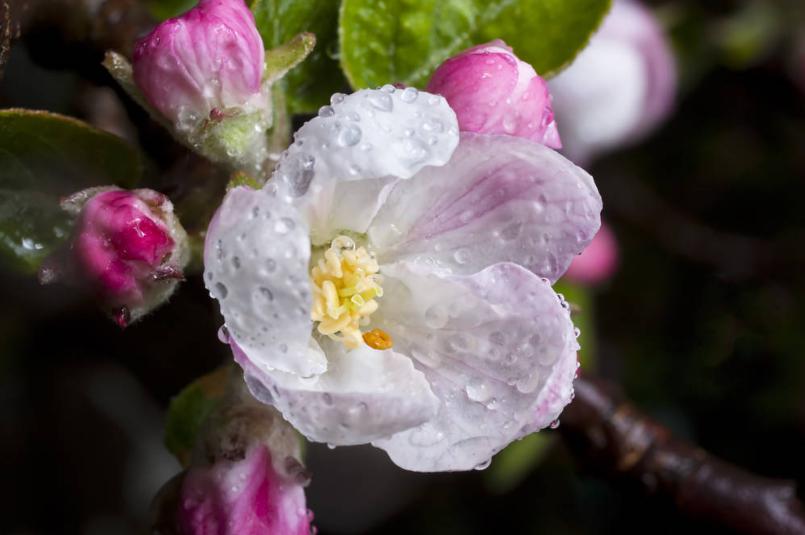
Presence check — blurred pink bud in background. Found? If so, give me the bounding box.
[564,222,619,286]
[179,444,311,535]
[549,0,677,164]
[132,0,266,132]
[427,39,562,148]
[65,188,188,326]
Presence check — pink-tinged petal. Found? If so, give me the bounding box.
[273,88,459,244]
[179,444,310,535]
[370,260,579,472]
[549,0,677,164]
[204,186,326,378]
[66,187,188,324]
[368,133,602,283]
[564,222,619,285]
[133,0,265,128]
[236,338,439,447]
[427,40,561,148]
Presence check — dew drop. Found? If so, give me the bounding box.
[488,331,506,346]
[423,305,449,329]
[318,105,335,117]
[400,86,418,102]
[274,217,295,234]
[367,91,393,112]
[453,248,471,265]
[330,93,345,105]
[337,124,362,146]
[257,286,274,301]
[465,378,492,402]
[214,282,228,299]
[474,459,492,471]
[217,325,230,344]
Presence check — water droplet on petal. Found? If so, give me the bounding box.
[337,124,362,146]
[400,87,418,102]
[367,91,393,112]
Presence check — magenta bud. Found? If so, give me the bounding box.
[178,444,311,535]
[64,187,189,325]
[132,0,266,133]
[564,222,619,286]
[427,39,561,148]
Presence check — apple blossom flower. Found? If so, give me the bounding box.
[564,222,619,286]
[549,0,677,164]
[427,40,561,148]
[204,87,602,471]
[178,387,311,535]
[62,187,189,326]
[132,0,271,171]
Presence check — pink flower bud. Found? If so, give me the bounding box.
[549,0,677,164]
[66,188,188,326]
[178,443,311,535]
[132,0,266,131]
[427,39,561,148]
[564,222,619,286]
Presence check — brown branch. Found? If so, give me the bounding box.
[0,1,11,80]
[561,376,805,535]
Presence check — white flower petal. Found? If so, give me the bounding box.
[239,338,438,446]
[204,186,325,377]
[368,133,602,283]
[370,260,578,472]
[273,88,459,243]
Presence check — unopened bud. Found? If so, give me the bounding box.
[63,187,188,326]
[427,39,561,148]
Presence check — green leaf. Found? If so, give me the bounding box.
[251,0,348,113]
[0,189,72,273]
[165,367,229,467]
[0,109,143,195]
[0,109,144,272]
[265,32,317,84]
[145,0,195,21]
[485,433,553,493]
[554,280,596,369]
[340,0,612,89]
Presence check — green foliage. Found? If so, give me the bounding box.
[0,190,72,273]
[0,110,142,195]
[339,0,612,89]
[0,110,143,272]
[251,0,348,113]
[485,433,553,493]
[145,0,195,20]
[164,367,229,466]
[554,280,596,369]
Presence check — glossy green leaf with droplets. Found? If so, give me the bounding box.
[340,0,612,89]
[0,110,144,272]
[251,0,348,113]
[0,190,72,273]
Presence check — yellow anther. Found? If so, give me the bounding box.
[310,235,386,349]
[363,329,393,350]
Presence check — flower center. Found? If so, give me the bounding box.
[310,235,391,350]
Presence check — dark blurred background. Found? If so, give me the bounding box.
[1,0,804,533]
